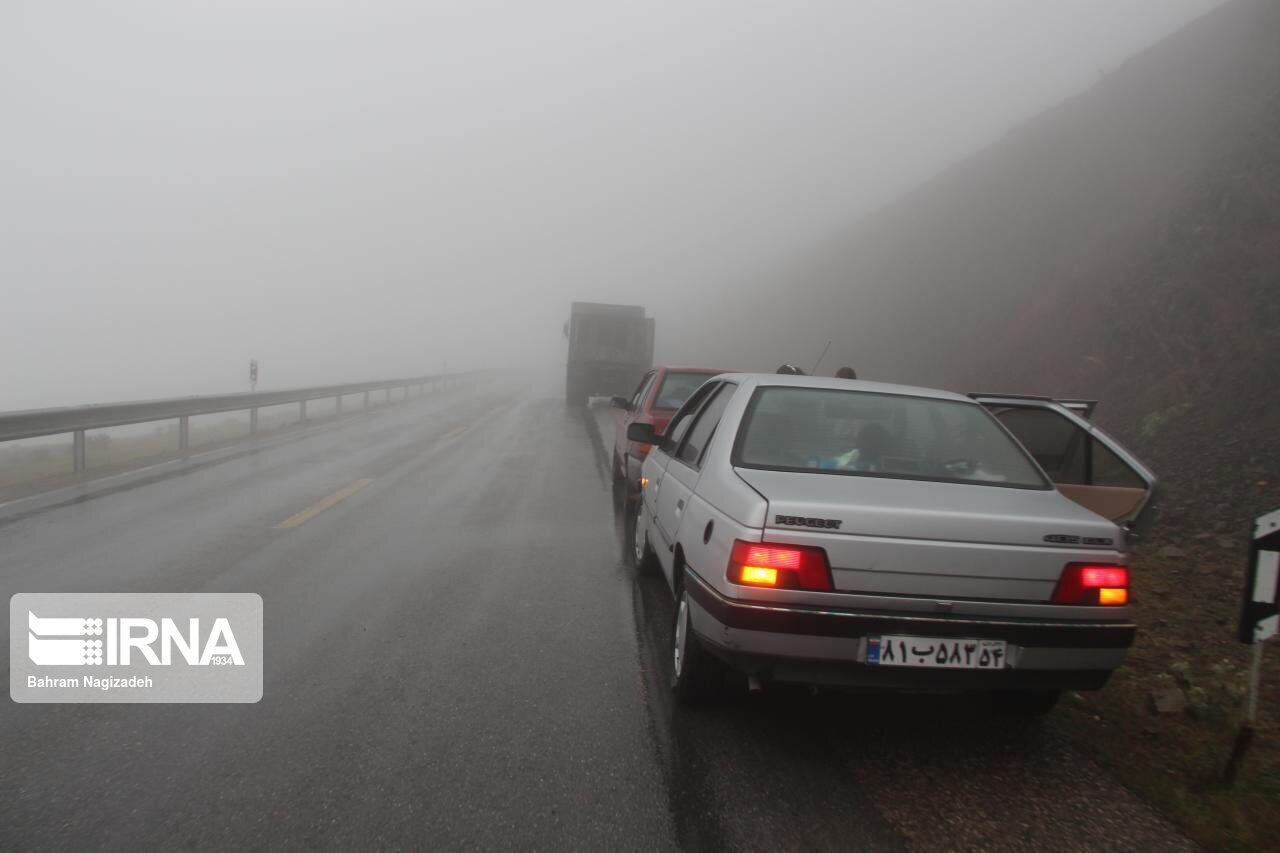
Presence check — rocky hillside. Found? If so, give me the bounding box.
[752,0,1280,534]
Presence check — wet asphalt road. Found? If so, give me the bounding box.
[0,380,1193,851]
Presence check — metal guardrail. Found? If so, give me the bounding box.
[0,373,468,472]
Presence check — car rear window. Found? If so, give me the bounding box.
[734,387,1049,489]
[653,372,716,411]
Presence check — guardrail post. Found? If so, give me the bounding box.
[250,407,258,434]
[363,391,370,411]
[336,394,343,415]
[299,399,307,422]
[179,416,190,451]
[73,429,86,472]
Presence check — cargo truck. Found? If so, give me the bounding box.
[564,302,655,405]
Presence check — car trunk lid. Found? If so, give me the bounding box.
[734,467,1122,602]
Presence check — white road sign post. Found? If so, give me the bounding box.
[1225,507,1279,784]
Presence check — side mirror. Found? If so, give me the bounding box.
[610,395,632,411]
[627,422,659,445]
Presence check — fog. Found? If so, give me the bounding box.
[0,0,1220,409]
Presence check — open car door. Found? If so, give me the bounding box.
[971,393,1157,534]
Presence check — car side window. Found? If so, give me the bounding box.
[1089,436,1148,489]
[629,372,655,411]
[663,382,719,452]
[994,405,1147,489]
[993,407,1086,484]
[675,383,734,468]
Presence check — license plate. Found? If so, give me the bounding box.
[867,635,1007,669]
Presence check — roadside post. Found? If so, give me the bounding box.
[1225,507,1279,784]
[249,359,259,392]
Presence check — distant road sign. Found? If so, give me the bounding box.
[1240,507,1280,644]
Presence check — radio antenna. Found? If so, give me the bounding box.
[811,340,832,376]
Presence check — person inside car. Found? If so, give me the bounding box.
[826,421,892,471]
[835,366,857,379]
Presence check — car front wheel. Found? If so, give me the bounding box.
[671,585,726,705]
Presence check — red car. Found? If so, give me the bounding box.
[611,367,724,494]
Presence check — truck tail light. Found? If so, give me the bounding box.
[728,540,833,592]
[1052,563,1129,606]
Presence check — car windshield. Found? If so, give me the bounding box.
[735,387,1048,489]
[652,371,716,411]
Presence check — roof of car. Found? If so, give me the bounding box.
[654,366,727,374]
[708,373,975,404]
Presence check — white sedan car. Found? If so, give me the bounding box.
[629,374,1155,712]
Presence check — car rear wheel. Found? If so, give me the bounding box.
[611,454,627,510]
[633,504,657,575]
[671,585,726,705]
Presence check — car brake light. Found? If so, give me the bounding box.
[739,566,778,586]
[728,540,833,592]
[1052,563,1130,605]
[1098,587,1128,605]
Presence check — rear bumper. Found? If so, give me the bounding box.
[683,571,1134,692]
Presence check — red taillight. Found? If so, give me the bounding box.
[1052,563,1130,606]
[728,540,833,592]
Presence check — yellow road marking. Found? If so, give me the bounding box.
[441,424,467,440]
[274,478,373,529]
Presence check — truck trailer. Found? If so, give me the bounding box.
[564,302,655,405]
